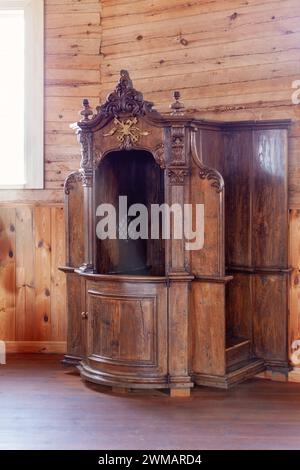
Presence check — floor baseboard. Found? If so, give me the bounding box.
[5,341,66,354]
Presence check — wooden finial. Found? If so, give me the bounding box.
[170,91,185,115]
[80,98,93,121]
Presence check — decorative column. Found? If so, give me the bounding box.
[75,99,96,273]
[165,93,194,396]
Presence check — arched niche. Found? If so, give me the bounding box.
[95,149,165,275]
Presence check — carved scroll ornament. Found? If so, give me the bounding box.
[191,128,224,193]
[64,171,83,195]
[153,143,166,169]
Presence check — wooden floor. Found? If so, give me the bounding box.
[1,354,300,450]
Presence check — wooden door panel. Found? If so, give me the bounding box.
[90,294,155,364]
[66,273,86,358]
[87,280,167,375]
[253,274,288,362]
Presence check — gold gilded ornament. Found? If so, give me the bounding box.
[104,117,149,149]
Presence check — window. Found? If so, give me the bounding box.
[0,0,43,189]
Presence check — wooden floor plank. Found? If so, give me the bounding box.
[1,355,300,450]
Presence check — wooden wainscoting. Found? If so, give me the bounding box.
[0,203,66,352]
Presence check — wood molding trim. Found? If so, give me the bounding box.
[6,341,66,354]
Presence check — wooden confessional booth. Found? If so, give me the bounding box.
[60,70,290,396]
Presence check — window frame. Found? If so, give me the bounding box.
[0,0,44,189]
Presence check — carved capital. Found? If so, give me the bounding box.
[81,170,93,187]
[168,167,189,185]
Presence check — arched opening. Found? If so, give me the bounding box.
[95,149,165,275]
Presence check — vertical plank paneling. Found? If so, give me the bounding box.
[0,208,16,340]
[50,206,66,341]
[15,206,35,340]
[6,204,67,350]
[35,206,52,340]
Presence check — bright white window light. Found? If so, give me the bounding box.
[0,0,43,189]
[0,10,24,185]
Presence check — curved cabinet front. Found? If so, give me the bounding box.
[79,277,168,389]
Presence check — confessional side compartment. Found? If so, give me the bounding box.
[223,123,290,380]
[251,127,290,376]
[60,172,87,365]
[189,127,227,387]
[78,274,169,388]
[190,126,265,388]
[223,129,255,372]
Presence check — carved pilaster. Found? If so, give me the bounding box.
[76,131,95,272]
[78,130,93,172]
[79,182,95,273]
[166,160,190,275]
[170,126,186,165]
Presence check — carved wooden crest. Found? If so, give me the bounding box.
[97,70,155,118]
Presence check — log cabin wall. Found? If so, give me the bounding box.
[1,0,300,371]
[0,0,101,352]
